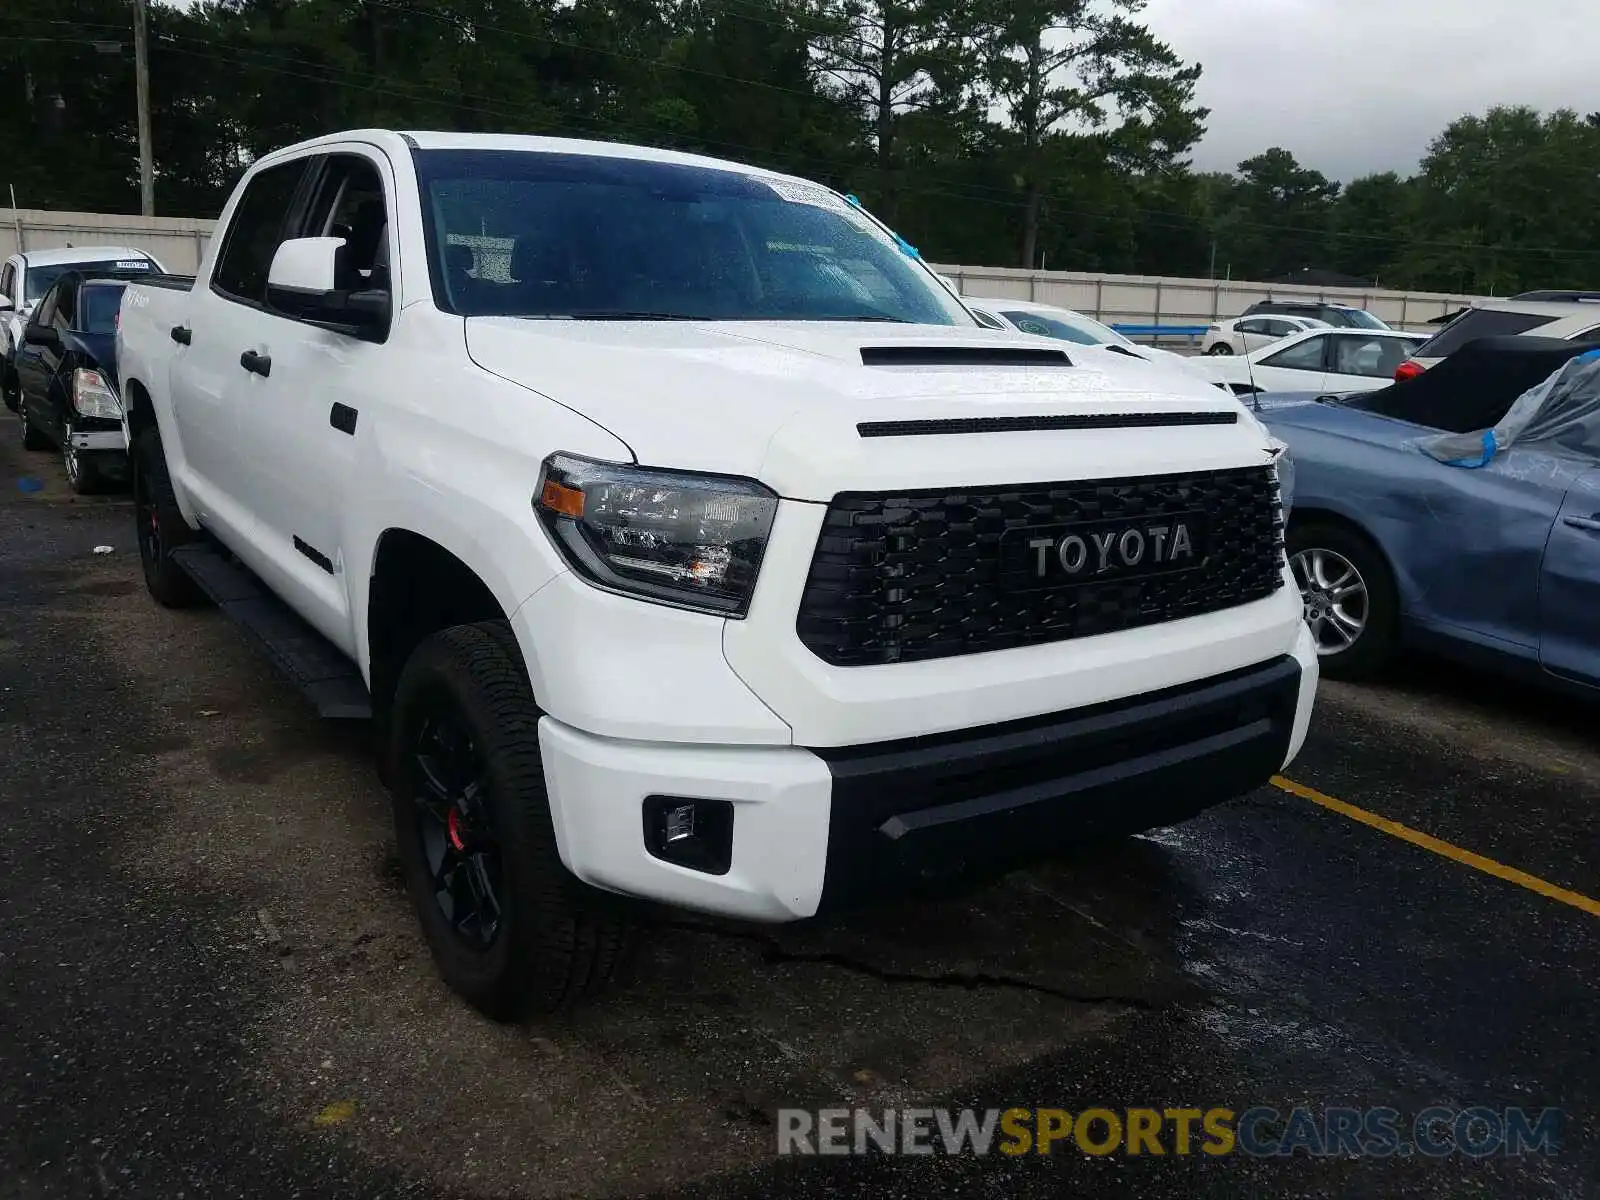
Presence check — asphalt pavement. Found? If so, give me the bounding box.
[1,418,1596,1199]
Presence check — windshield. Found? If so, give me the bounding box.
[412,149,970,325]
[26,259,149,301]
[1001,308,1129,347]
[1343,309,1389,330]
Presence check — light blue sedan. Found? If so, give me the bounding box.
[1259,335,1600,689]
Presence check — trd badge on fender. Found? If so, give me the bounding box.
[1003,512,1207,588]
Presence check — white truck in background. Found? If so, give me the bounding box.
[118,129,1318,1016]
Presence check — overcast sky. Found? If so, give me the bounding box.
[1140,0,1600,183]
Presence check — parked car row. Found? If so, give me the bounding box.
[3,246,166,492]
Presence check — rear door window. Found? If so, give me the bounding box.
[1415,309,1554,358]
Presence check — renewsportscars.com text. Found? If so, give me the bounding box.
[777,1106,1563,1159]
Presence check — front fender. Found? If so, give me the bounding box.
[340,358,631,688]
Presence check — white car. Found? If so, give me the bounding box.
[1,246,164,411]
[964,296,1211,380]
[117,128,1317,1015]
[1194,327,1428,395]
[1202,315,1328,357]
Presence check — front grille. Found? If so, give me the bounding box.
[796,466,1285,666]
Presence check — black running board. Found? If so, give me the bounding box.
[171,542,372,720]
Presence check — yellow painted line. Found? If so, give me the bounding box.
[1271,775,1600,919]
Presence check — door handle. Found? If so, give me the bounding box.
[239,350,271,378]
[1563,515,1600,533]
[170,325,191,345]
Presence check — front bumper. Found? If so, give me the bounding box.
[69,426,127,453]
[539,624,1318,922]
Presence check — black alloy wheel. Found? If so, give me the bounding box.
[410,711,503,950]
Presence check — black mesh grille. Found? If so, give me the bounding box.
[796,466,1285,666]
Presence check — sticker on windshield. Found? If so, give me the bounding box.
[765,178,848,208]
[114,260,151,270]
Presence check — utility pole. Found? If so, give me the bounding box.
[133,0,153,215]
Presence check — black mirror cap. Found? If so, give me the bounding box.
[265,285,391,339]
[23,325,59,347]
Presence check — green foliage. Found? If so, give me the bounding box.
[1,4,1597,291]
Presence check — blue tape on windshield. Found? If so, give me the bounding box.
[840,191,919,257]
[1581,349,1600,362]
[1444,429,1497,468]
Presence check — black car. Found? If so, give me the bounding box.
[14,271,139,493]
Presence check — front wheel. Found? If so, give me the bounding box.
[63,422,105,495]
[1206,343,1235,356]
[387,622,635,1017]
[1287,522,1398,680]
[18,399,48,450]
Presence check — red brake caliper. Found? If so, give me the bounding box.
[447,808,466,852]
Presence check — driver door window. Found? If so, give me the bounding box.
[1262,335,1329,372]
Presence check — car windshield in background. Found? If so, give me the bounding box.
[78,283,125,334]
[1001,310,1101,345]
[26,260,149,301]
[1343,309,1388,330]
[412,150,969,325]
[1416,308,1552,358]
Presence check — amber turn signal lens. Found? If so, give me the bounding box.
[539,478,585,518]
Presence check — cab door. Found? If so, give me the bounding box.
[14,284,66,438]
[224,148,395,655]
[169,157,311,540]
[1540,467,1600,687]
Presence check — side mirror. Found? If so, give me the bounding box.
[24,325,59,348]
[267,237,389,336]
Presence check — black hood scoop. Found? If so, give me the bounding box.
[860,345,1072,368]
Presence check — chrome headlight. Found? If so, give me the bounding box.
[72,369,122,419]
[533,453,778,616]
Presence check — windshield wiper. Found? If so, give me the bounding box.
[525,310,708,321]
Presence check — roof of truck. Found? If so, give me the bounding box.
[16,246,156,268]
[397,130,795,179]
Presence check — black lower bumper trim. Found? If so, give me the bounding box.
[812,655,1302,911]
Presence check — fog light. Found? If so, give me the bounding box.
[643,796,734,876]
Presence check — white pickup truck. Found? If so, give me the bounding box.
[118,129,1318,1017]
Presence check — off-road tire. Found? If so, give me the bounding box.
[388,621,635,1018]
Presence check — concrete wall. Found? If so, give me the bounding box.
[0,208,1482,332]
[1,208,216,275]
[931,264,1478,335]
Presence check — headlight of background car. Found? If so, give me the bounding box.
[71,369,122,420]
[1268,437,1295,519]
[534,453,778,616]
